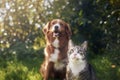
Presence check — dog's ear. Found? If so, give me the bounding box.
[42,22,50,34]
[65,23,72,38]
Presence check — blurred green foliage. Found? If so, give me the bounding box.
[0,0,120,80]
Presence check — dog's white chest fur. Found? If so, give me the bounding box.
[49,49,65,70]
[52,38,59,48]
[49,49,59,62]
[46,38,65,70]
[54,62,65,70]
[68,61,86,76]
[50,38,60,62]
[44,48,60,70]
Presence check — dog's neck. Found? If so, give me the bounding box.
[47,37,68,50]
[52,37,59,48]
[46,40,68,61]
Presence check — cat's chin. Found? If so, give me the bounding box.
[71,59,80,63]
[72,57,79,60]
[71,58,85,64]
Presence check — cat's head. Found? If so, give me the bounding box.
[68,41,88,63]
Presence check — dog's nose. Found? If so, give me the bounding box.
[54,26,59,33]
[55,26,59,30]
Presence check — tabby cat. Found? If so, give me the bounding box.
[66,41,97,80]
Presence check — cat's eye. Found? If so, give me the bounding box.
[70,49,74,53]
[80,52,84,55]
[78,50,84,55]
[77,50,80,53]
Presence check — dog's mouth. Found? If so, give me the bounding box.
[54,29,59,33]
[53,32,60,37]
[53,26,61,37]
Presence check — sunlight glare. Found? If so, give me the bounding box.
[6,42,10,48]
[1,28,5,32]
[117,17,120,21]
[1,48,4,51]
[9,21,14,26]
[35,23,41,28]
[18,6,22,10]
[0,8,6,22]
[12,51,16,55]
[0,40,3,43]
[99,20,103,24]
[26,45,29,49]
[29,5,33,9]
[4,32,7,36]
[9,16,13,21]
[5,2,10,9]
[10,8,15,12]
[13,39,16,42]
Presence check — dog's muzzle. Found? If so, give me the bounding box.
[54,26,59,33]
[53,26,60,37]
[53,33,59,37]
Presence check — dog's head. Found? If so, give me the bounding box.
[43,19,72,38]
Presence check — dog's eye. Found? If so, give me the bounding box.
[52,22,56,25]
[60,23,63,26]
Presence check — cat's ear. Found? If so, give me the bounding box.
[68,39,74,50]
[81,41,88,51]
[68,39,74,56]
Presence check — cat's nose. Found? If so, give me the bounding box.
[74,54,77,56]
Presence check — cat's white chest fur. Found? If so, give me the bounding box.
[69,61,86,76]
[49,49,65,70]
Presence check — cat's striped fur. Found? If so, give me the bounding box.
[66,41,97,80]
[66,64,97,80]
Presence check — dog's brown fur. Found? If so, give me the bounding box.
[40,19,72,80]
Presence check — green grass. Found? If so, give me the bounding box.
[0,48,44,80]
[0,49,120,80]
[0,57,43,80]
[89,53,120,80]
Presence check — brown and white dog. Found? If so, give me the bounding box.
[40,19,72,80]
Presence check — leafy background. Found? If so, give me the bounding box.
[0,0,120,80]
